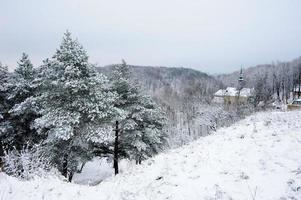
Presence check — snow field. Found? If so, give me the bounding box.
[1,110,301,200]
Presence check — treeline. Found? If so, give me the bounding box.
[217,60,301,108]
[0,32,166,181]
[252,62,301,107]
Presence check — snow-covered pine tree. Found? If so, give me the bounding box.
[33,31,118,181]
[14,53,35,80]
[0,63,12,169]
[6,53,39,150]
[124,94,167,164]
[110,60,166,171]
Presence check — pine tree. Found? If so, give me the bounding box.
[110,61,166,173]
[7,53,39,151]
[121,93,167,164]
[33,31,118,181]
[0,63,12,169]
[14,53,35,80]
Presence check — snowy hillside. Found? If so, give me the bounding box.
[97,65,221,97]
[1,110,301,200]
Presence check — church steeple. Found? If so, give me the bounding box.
[238,68,243,82]
[238,67,244,89]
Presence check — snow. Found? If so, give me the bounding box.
[72,158,135,186]
[224,87,237,96]
[214,87,253,98]
[1,110,301,200]
[240,88,253,97]
[72,157,113,186]
[214,89,226,96]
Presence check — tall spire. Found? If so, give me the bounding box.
[238,67,243,82]
[238,67,244,89]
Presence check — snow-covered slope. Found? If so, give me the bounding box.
[1,111,301,200]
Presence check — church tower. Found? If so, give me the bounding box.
[238,67,244,90]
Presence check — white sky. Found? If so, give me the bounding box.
[1,0,301,74]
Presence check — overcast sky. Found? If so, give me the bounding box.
[1,0,301,74]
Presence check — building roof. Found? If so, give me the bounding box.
[214,87,253,97]
[240,88,253,97]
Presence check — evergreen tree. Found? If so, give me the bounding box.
[122,94,167,164]
[7,53,39,150]
[33,31,118,181]
[0,63,12,169]
[14,53,35,80]
[110,61,166,172]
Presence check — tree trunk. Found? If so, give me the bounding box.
[135,155,142,165]
[276,81,280,100]
[113,121,119,175]
[272,76,275,94]
[0,142,4,171]
[78,162,86,173]
[282,81,285,102]
[186,113,191,136]
[299,72,301,98]
[62,153,68,178]
[68,171,74,182]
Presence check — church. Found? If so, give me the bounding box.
[213,69,253,106]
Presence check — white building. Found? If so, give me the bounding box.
[213,69,253,105]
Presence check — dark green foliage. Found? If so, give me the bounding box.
[110,61,167,165]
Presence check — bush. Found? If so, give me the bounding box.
[3,145,55,180]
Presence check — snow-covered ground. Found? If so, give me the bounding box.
[1,110,301,200]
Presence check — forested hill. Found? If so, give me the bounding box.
[97,65,223,102]
[216,56,301,88]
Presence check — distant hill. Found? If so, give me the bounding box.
[97,65,223,102]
